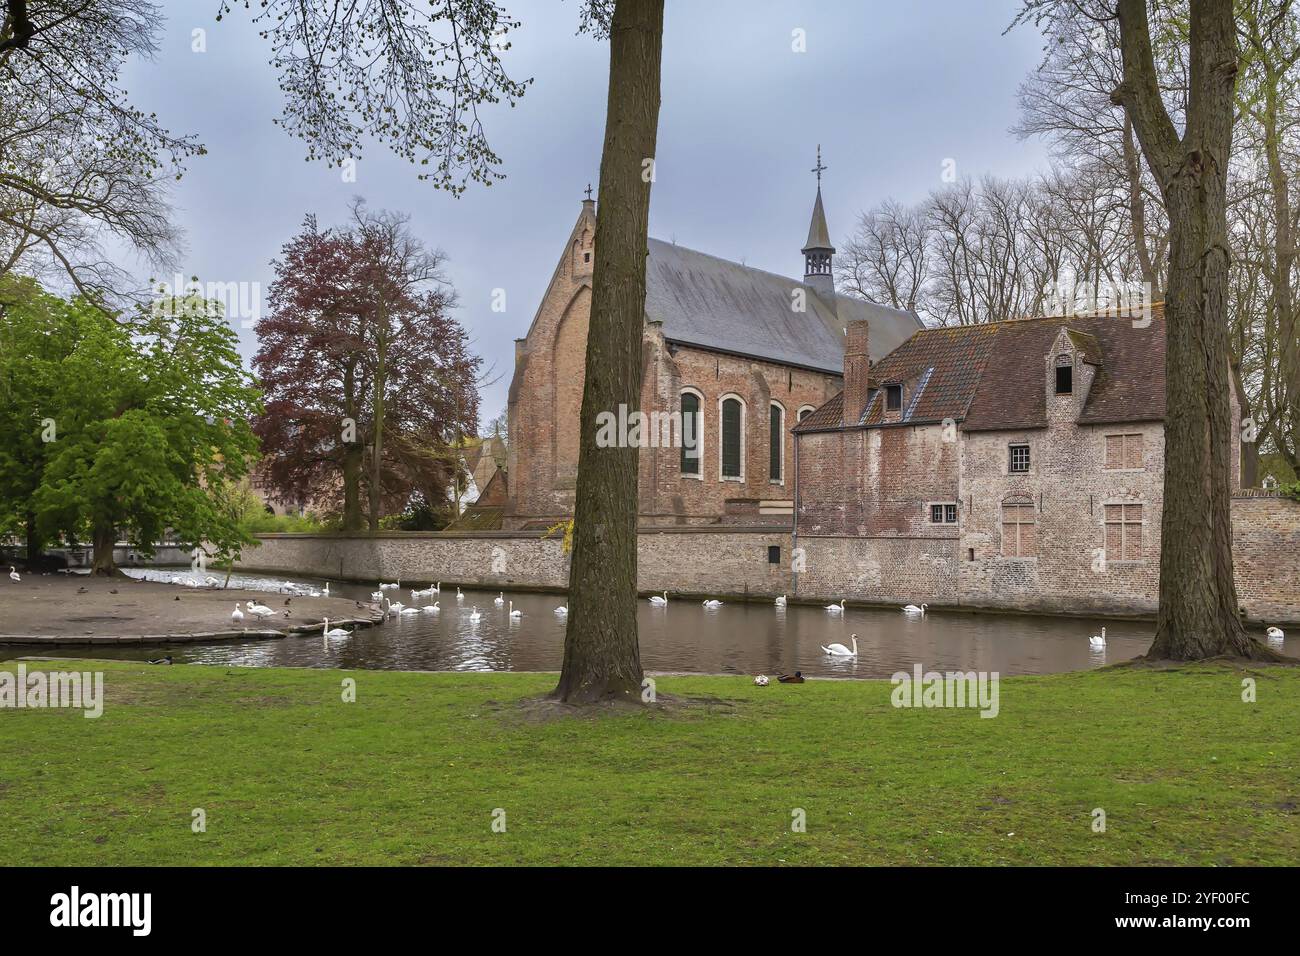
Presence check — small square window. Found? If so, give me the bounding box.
[1009,444,1030,473]
[885,385,902,412]
[583,252,591,262]
[767,545,781,565]
[1055,364,1073,394]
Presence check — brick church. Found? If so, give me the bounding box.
[504,175,923,529]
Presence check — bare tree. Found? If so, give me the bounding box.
[836,199,929,312]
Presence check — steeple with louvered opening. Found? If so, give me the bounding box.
[802,145,836,303]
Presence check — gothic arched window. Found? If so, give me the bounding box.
[680,390,702,477]
[720,396,744,480]
[769,402,785,483]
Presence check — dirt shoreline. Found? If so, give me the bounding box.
[0,574,382,645]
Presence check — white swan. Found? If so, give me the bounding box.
[322,618,352,638]
[245,601,274,620]
[1089,626,1106,649]
[509,600,522,618]
[371,591,383,602]
[648,591,668,606]
[901,603,927,615]
[321,583,330,597]
[702,599,723,608]
[379,580,399,590]
[1266,626,1284,641]
[456,587,464,602]
[824,599,846,613]
[774,594,787,607]
[822,635,859,656]
[494,592,505,607]
[399,606,421,615]
[554,605,568,615]
[386,601,405,614]
[8,566,19,582]
[469,606,481,623]
[422,602,440,613]
[231,604,244,625]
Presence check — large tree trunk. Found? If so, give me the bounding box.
[90,521,117,576]
[1115,0,1278,660]
[553,0,664,704]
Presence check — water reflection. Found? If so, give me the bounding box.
[38,569,1287,679]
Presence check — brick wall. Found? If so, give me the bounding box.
[957,420,1166,616]
[505,204,841,528]
[240,528,792,600]
[1231,492,1300,625]
[241,493,1299,622]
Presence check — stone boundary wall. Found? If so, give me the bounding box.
[240,494,1300,622]
[239,528,793,601]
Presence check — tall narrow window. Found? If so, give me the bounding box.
[1105,504,1143,560]
[721,397,742,479]
[769,403,783,482]
[680,391,701,476]
[1001,502,1037,557]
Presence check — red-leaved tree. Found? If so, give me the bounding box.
[253,206,481,530]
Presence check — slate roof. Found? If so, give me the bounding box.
[794,304,1167,433]
[803,188,834,252]
[645,238,922,373]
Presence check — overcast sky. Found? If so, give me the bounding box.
[121,0,1053,430]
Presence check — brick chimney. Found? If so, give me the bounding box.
[842,319,870,426]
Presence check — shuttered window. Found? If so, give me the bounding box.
[1104,433,1144,470]
[1105,503,1143,560]
[769,404,783,482]
[1001,503,1037,557]
[680,392,700,476]
[721,398,742,479]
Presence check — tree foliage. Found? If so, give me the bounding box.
[252,204,482,531]
[0,276,262,573]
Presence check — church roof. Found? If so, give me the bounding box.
[645,238,921,374]
[794,304,1167,433]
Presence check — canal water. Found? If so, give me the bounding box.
[16,568,1245,678]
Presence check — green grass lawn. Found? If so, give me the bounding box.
[1,659,1296,865]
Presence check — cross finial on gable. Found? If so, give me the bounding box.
[584,183,594,201]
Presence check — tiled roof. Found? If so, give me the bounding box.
[794,304,1167,434]
[645,239,922,373]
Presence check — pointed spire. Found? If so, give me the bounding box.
[803,146,835,302]
[803,187,834,254]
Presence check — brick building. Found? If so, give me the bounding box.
[504,181,922,529]
[791,302,1247,614]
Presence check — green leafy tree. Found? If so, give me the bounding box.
[28,285,261,574]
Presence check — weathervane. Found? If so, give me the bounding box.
[812,145,827,188]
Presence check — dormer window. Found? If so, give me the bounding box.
[1055,362,1073,394]
[885,384,902,412]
